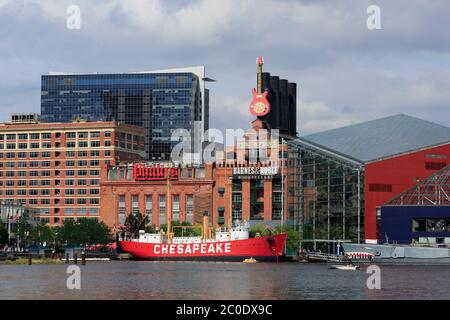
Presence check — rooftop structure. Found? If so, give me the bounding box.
[302,114,450,162]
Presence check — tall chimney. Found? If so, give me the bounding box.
[203,211,209,240]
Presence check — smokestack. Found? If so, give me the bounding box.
[203,211,209,240]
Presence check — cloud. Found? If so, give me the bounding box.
[0,0,449,133]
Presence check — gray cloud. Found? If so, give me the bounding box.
[0,0,449,135]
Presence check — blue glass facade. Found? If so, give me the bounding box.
[41,72,207,160]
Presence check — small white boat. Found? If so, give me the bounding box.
[330,264,360,270]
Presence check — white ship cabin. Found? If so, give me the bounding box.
[215,220,250,242]
[133,220,250,243]
[135,231,163,243]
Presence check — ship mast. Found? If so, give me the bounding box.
[166,167,173,244]
[228,177,233,240]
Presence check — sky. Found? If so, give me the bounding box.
[0,0,450,136]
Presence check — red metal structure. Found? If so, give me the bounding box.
[365,144,450,240]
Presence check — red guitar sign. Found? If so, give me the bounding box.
[249,88,270,116]
[249,55,270,116]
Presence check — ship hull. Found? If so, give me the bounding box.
[119,233,287,262]
[343,243,450,263]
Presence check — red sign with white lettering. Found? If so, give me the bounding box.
[133,163,179,181]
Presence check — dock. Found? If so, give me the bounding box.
[305,252,347,263]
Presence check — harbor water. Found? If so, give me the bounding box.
[0,261,449,300]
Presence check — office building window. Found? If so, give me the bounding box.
[119,195,126,225]
[159,195,166,225]
[172,195,180,222]
[132,195,139,215]
[145,195,152,224]
[186,195,193,224]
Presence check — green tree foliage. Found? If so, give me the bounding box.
[57,219,113,246]
[249,224,275,238]
[76,218,114,245]
[0,223,8,246]
[249,224,301,254]
[159,221,202,237]
[122,212,147,237]
[30,222,56,244]
[274,226,300,254]
[15,216,33,239]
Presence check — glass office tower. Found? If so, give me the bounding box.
[41,67,210,161]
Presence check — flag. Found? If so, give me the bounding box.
[13,209,20,222]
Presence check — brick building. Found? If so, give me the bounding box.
[99,120,293,230]
[0,115,145,224]
[99,163,215,229]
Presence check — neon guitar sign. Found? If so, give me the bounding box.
[249,55,270,117]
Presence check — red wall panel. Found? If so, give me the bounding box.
[364,143,450,240]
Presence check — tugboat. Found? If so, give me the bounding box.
[119,216,287,262]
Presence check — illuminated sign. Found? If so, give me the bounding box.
[133,163,179,181]
[233,166,279,179]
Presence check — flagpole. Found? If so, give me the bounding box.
[7,203,11,247]
[16,209,20,250]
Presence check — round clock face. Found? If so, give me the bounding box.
[253,102,267,114]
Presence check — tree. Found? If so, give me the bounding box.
[77,218,113,245]
[15,216,33,241]
[58,219,113,246]
[55,220,79,245]
[145,224,158,233]
[30,222,56,245]
[122,212,147,237]
[274,225,300,254]
[0,223,8,247]
[157,221,202,237]
[249,223,275,238]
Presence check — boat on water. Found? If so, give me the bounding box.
[243,257,257,263]
[343,243,450,263]
[119,161,288,262]
[119,219,287,262]
[330,264,360,271]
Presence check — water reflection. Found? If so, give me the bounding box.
[0,262,448,300]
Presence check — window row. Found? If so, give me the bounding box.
[0,150,111,158]
[0,131,111,141]
[0,179,99,186]
[0,189,99,196]
[0,169,99,177]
